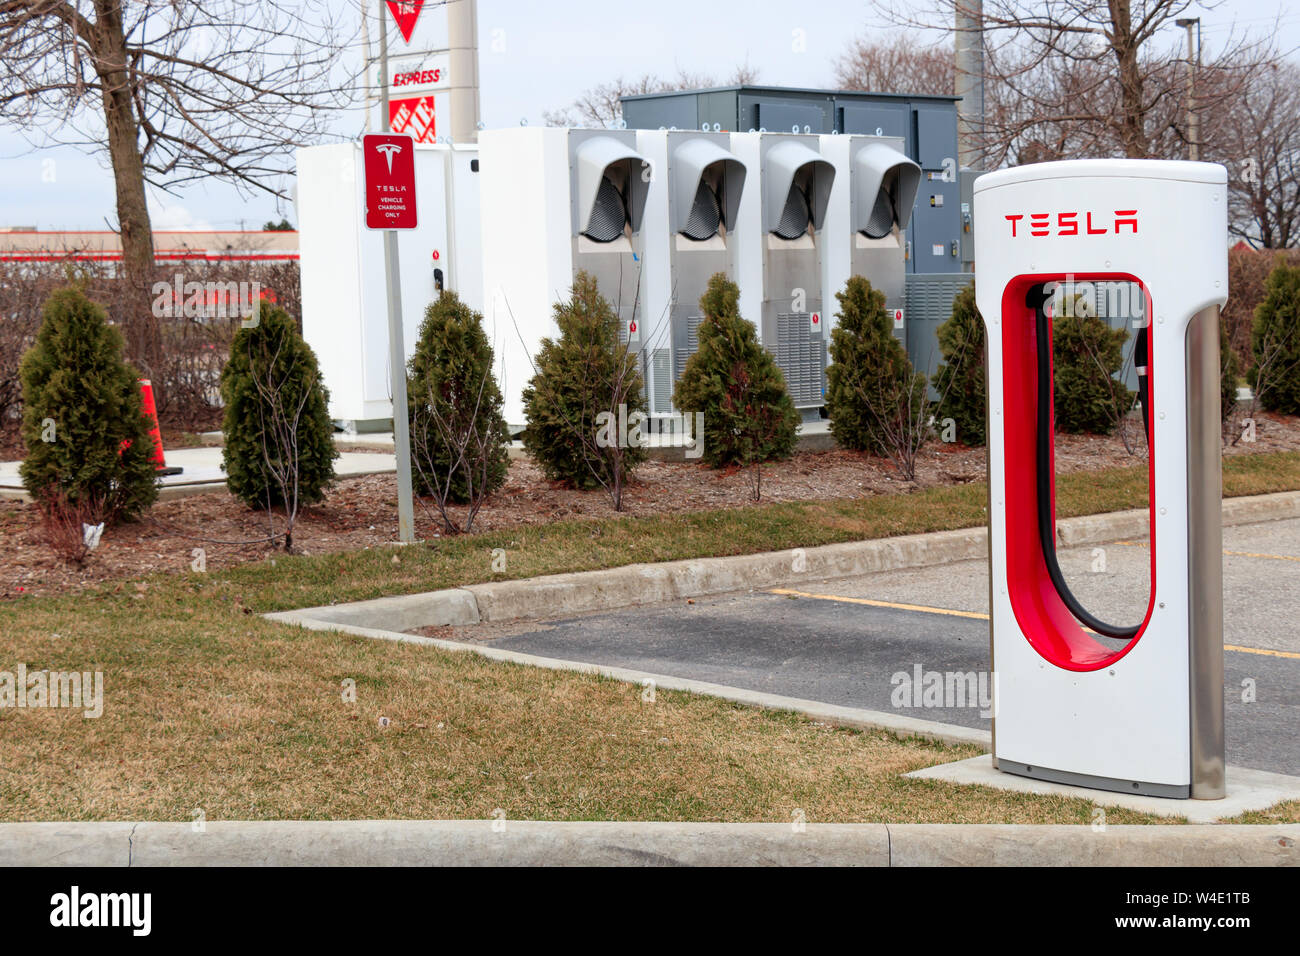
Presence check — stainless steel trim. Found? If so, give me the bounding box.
[998,760,1190,799]
[984,337,998,768]
[1186,305,1226,799]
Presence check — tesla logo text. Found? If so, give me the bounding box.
[1005,210,1138,237]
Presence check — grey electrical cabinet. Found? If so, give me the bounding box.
[959,168,984,271]
[623,86,966,413]
[905,273,973,388]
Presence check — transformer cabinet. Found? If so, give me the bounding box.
[636,129,747,415]
[820,134,919,344]
[296,142,481,431]
[731,132,835,421]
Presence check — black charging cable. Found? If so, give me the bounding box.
[1031,283,1145,640]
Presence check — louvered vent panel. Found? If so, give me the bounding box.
[774,312,825,407]
[652,349,672,414]
[673,313,704,381]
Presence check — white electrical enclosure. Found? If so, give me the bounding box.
[820,134,918,341]
[637,129,747,414]
[479,127,652,429]
[296,142,481,429]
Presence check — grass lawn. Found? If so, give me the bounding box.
[2,450,1298,824]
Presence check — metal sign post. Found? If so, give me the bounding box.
[369,0,417,543]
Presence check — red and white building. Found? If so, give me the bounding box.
[0,228,299,263]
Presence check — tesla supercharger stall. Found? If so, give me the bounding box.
[479,127,651,428]
[637,129,747,415]
[821,134,920,345]
[975,159,1228,798]
[732,132,834,421]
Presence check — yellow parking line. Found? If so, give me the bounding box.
[767,588,989,620]
[1111,540,1300,562]
[767,588,1300,659]
[1224,549,1300,563]
[1225,644,1300,660]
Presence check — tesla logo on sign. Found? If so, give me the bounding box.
[385,0,424,43]
[363,133,418,230]
[1005,210,1139,237]
[374,142,402,173]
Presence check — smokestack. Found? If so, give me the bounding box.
[955,0,984,168]
[447,0,481,143]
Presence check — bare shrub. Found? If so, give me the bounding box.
[36,486,107,567]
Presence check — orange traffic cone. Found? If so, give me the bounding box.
[138,379,182,476]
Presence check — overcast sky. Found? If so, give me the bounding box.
[1,0,1296,232]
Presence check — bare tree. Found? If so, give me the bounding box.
[870,0,1272,165]
[849,366,933,482]
[410,366,508,536]
[544,61,762,128]
[35,484,106,565]
[833,33,955,95]
[1203,60,1300,249]
[1238,307,1300,443]
[243,331,320,552]
[0,1,356,384]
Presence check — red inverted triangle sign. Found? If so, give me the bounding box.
[385,0,424,43]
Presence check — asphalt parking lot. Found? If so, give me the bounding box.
[475,517,1300,775]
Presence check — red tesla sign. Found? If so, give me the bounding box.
[363,133,418,230]
[385,0,424,43]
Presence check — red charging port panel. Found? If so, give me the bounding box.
[999,274,1157,671]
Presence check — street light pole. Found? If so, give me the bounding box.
[1177,17,1201,162]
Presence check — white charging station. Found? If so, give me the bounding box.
[974,159,1228,798]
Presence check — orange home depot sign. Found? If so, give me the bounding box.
[390,95,436,143]
[385,0,424,43]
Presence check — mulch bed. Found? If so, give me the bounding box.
[3,411,1297,600]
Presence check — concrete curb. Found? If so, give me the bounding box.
[1,821,1295,866]
[271,491,1300,633]
[886,824,1300,867]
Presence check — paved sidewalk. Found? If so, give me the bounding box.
[0,445,396,502]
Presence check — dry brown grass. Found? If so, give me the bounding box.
[0,589,1194,824]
